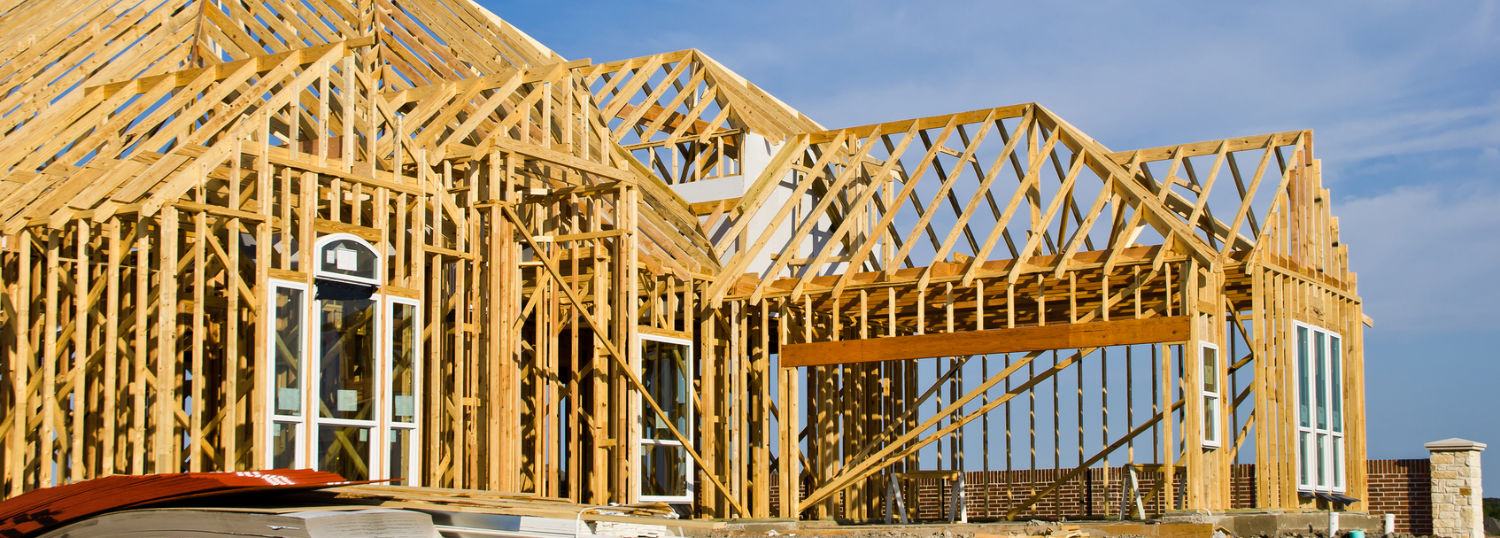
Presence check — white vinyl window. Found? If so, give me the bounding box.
[265,234,419,483]
[1200,342,1222,449]
[636,333,695,504]
[1294,322,1344,493]
[268,281,310,470]
[385,297,421,483]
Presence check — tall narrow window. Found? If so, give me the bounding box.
[315,288,378,481]
[1330,334,1343,491]
[637,333,694,504]
[269,282,308,469]
[1295,322,1345,493]
[1297,326,1311,487]
[1200,342,1221,449]
[387,298,420,482]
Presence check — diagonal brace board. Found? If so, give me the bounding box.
[497,203,748,516]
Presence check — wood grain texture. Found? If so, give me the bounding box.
[782,317,1192,367]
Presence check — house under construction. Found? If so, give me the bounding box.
[0,0,1367,523]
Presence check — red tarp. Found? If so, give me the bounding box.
[0,469,349,537]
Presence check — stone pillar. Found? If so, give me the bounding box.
[1426,438,1486,538]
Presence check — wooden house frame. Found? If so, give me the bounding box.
[0,0,1365,523]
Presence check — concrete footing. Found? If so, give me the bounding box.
[1160,511,1385,537]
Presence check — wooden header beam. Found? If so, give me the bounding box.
[780,316,1192,368]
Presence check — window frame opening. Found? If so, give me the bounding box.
[1293,321,1345,493]
[635,332,696,505]
[1200,341,1222,449]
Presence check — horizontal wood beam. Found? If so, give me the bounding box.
[780,316,1191,367]
[587,49,694,74]
[87,37,377,100]
[384,58,590,104]
[1108,130,1306,163]
[615,104,740,149]
[807,105,1031,144]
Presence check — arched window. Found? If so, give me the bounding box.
[313,234,381,286]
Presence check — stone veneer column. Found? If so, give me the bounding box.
[1426,438,1486,538]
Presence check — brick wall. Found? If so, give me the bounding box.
[769,467,1187,520]
[926,467,1186,520]
[1366,459,1431,535]
[1231,463,1257,508]
[764,458,1431,530]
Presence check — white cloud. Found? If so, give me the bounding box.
[1317,101,1500,167]
[728,3,1498,163]
[1340,181,1500,332]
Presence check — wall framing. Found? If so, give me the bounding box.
[0,0,1365,523]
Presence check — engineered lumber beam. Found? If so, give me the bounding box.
[781,316,1191,367]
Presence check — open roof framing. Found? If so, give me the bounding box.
[0,0,1366,524]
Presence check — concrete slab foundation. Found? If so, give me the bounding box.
[696,512,1387,538]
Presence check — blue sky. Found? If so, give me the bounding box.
[490,1,1500,493]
